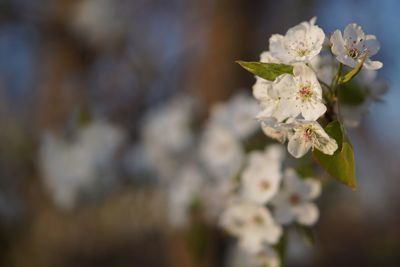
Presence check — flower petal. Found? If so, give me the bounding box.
[364,35,380,56]
[294,202,319,226]
[269,34,292,63]
[287,131,313,158]
[363,59,383,70]
[253,77,272,101]
[263,223,283,244]
[330,30,346,56]
[304,178,322,200]
[260,51,280,63]
[337,54,357,68]
[301,101,327,121]
[239,235,264,254]
[273,203,295,225]
[344,23,364,42]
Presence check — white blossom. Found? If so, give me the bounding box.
[167,164,204,227]
[269,17,325,64]
[310,53,335,85]
[241,145,284,205]
[141,96,193,179]
[72,0,127,46]
[287,120,338,158]
[266,64,326,122]
[39,121,125,209]
[330,23,382,70]
[271,168,321,226]
[339,69,388,127]
[199,125,244,180]
[209,93,259,139]
[220,201,282,254]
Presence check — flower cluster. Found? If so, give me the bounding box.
[129,18,386,266]
[39,121,125,209]
[252,17,383,158]
[220,146,321,267]
[133,93,259,227]
[221,17,386,266]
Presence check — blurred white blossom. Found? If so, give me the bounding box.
[220,201,282,254]
[199,125,244,180]
[271,168,321,226]
[209,93,259,140]
[141,96,194,180]
[167,164,204,227]
[339,69,388,127]
[71,0,128,46]
[39,121,125,210]
[241,145,284,205]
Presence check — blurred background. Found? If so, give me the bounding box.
[0,0,399,266]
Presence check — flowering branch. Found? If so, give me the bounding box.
[226,16,385,267]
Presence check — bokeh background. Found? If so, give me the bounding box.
[0,0,399,266]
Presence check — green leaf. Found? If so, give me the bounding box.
[338,81,367,106]
[273,230,288,267]
[313,121,357,189]
[236,61,293,81]
[338,55,366,84]
[296,163,314,179]
[297,226,316,246]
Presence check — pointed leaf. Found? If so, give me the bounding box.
[273,230,288,267]
[236,61,293,81]
[313,120,357,189]
[297,226,316,246]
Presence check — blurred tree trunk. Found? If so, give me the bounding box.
[185,0,269,114]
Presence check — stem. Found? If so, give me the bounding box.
[318,79,331,92]
[319,78,336,109]
[332,62,343,90]
[334,63,343,122]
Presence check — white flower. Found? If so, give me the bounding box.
[339,69,388,128]
[209,93,259,139]
[310,53,335,85]
[142,96,193,154]
[199,125,244,180]
[269,17,325,64]
[39,121,125,209]
[241,145,284,204]
[167,164,204,227]
[72,0,127,46]
[141,96,193,179]
[287,120,338,158]
[256,117,337,158]
[220,201,282,254]
[266,64,326,121]
[330,23,382,70]
[339,103,369,128]
[271,168,321,226]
